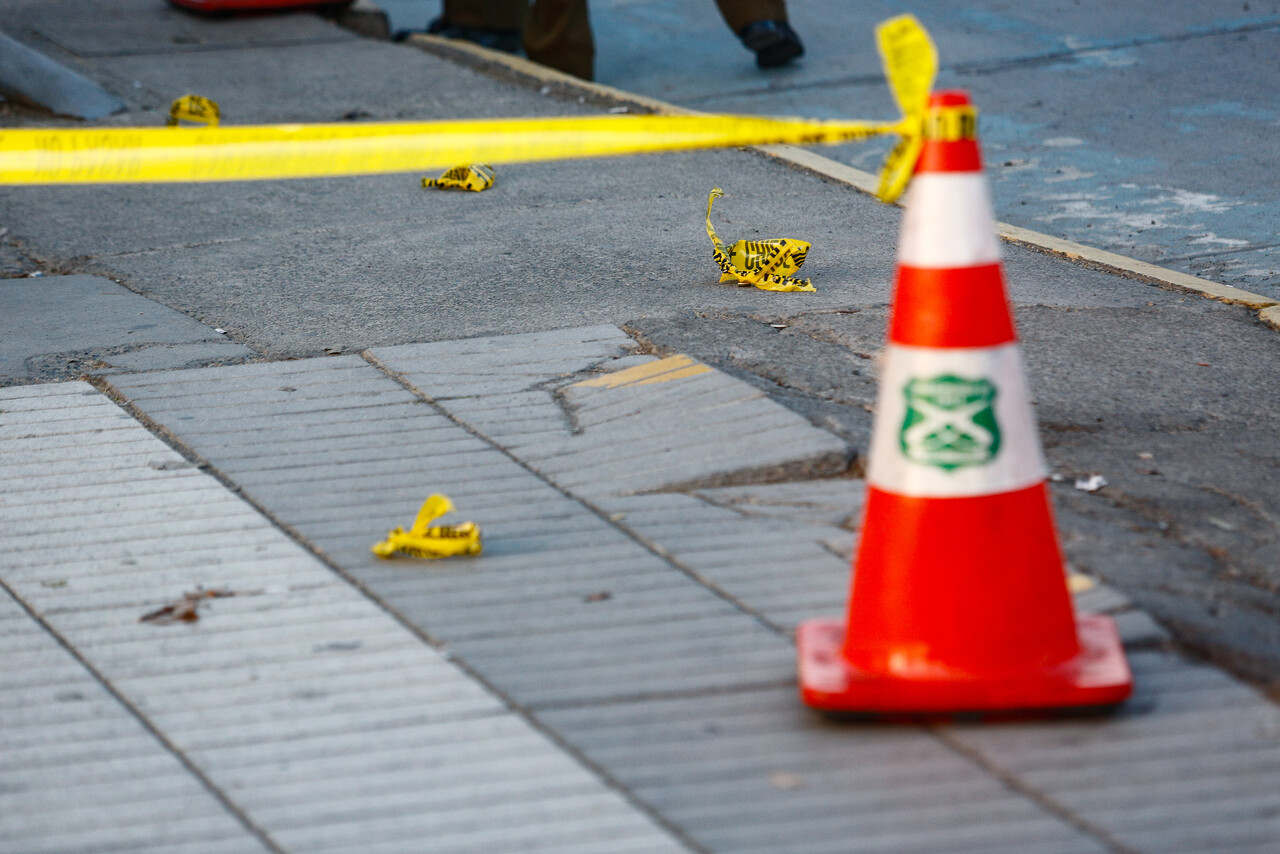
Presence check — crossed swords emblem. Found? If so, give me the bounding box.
[899,376,1000,470]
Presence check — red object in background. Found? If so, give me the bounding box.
[167,0,351,12]
[794,91,1133,715]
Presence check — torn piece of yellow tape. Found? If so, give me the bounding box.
[422,163,495,191]
[371,494,483,560]
[705,188,815,292]
[167,95,221,128]
[0,15,938,201]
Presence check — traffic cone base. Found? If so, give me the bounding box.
[797,614,1131,713]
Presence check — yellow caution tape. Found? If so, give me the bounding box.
[422,163,495,191]
[0,114,896,186]
[0,16,938,202]
[371,494,482,560]
[705,188,814,292]
[167,95,221,128]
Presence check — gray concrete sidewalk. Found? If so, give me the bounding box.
[5,325,1280,853]
[0,376,690,854]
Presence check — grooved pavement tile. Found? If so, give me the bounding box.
[588,498,1280,851]
[944,651,1280,853]
[371,326,851,497]
[594,491,850,629]
[0,587,270,854]
[0,382,688,854]
[103,345,1107,853]
[104,327,1280,854]
[107,358,799,710]
[538,686,1107,854]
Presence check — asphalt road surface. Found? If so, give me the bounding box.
[385,0,1280,299]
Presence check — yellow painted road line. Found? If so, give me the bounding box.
[574,355,711,389]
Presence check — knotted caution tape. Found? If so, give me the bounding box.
[422,163,495,191]
[705,188,814,292]
[0,16,938,202]
[371,494,482,560]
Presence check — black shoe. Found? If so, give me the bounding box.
[424,16,521,54]
[739,20,804,69]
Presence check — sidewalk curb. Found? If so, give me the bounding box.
[405,34,1280,327]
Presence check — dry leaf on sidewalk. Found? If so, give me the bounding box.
[139,587,235,624]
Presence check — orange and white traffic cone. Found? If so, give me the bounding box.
[796,90,1132,713]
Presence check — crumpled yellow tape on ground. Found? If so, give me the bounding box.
[0,16,937,202]
[422,163,495,191]
[371,494,482,560]
[705,188,814,292]
[166,95,221,128]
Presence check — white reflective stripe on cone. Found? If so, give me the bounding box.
[897,173,1002,269]
[867,343,1047,498]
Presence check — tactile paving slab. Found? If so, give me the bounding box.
[92,325,1280,854]
[0,381,689,854]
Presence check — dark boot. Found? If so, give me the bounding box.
[739,19,804,68]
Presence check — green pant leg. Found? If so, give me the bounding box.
[441,0,528,29]
[523,0,594,80]
[713,0,788,33]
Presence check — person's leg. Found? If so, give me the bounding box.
[523,0,594,80]
[714,0,803,68]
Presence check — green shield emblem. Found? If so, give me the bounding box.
[899,375,1001,471]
